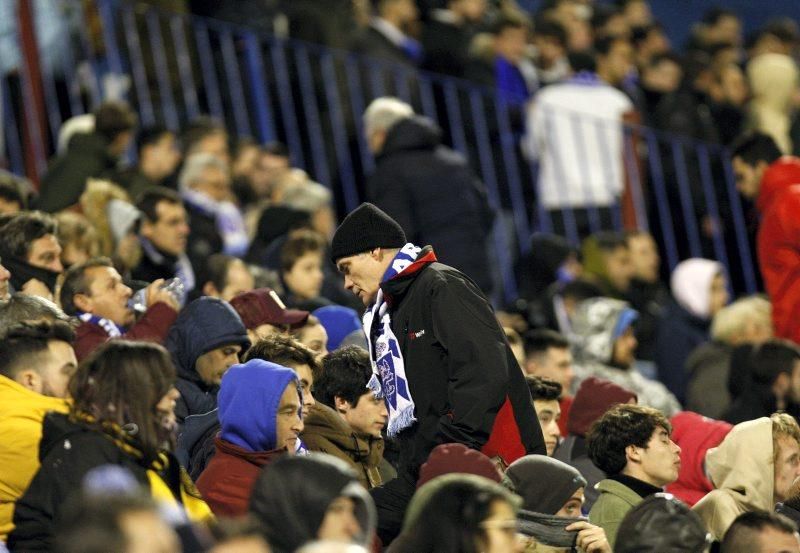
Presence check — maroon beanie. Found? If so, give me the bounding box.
[417,443,502,489]
[567,377,638,437]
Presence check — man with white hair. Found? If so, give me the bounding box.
[362,97,495,293]
[179,153,249,286]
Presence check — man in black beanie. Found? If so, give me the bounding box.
[331,202,545,543]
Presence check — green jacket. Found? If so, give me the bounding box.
[588,479,643,549]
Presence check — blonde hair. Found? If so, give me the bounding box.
[771,412,800,463]
[711,296,771,343]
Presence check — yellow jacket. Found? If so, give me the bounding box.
[0,376,69,541]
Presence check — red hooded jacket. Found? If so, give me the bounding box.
[757,157,800,344]
[665,411,732,506]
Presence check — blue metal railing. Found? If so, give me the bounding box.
[2,0,759,302]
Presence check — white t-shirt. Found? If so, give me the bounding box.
[525,81,634,209]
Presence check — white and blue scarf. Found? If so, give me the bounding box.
[78,311,125,337]
[182,189,250,258]
[362,243,421,437]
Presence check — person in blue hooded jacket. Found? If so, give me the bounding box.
[165,296,250,425]
[195,359,304,517]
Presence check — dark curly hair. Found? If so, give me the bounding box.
[525,375,562,402]
[587,404,671,475]
[315,346,373,408]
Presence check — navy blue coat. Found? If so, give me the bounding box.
[654,299,710,404]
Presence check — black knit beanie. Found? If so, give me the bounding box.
[331,203,407,262]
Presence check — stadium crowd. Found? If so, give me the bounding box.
[0,0,800,552]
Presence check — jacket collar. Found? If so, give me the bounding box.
[380,246,437,305]
[215,436,286,466]
[302,403,383,464]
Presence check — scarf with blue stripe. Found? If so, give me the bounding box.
[362,243,421,437]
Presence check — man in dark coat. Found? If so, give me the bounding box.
[165,296,250,424]
[364,98,494,293]
[331,202,545,542]
[38,101,137,213]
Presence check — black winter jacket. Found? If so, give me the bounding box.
[8,413,187,552]
[375,249,544,479]
[367,117,495,293]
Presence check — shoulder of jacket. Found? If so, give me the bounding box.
[594,480,643,505]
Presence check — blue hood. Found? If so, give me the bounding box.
[312,305,363,350]
[165,297,250,384]
[218,359,300,452]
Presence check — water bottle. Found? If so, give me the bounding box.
[128,278,186,314]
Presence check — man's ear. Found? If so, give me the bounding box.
[334,396,351,414]
[203,281,219,298]
[371,248,383,261]
[73,292,93,314]
[139,219,154,239]
[774,372,791,396]
[625,444,642,464]
[15,369,41,393]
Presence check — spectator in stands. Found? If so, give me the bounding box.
[531,18,570,87]
[0,211,63,299]
[723,341,800,424]
[249,455,377,552]
[625,230,668,368]
[686,296,773,419]
[182,116,230,165]
[115,125,182,199]
[420,0,486,78]
[635,52,683,127]
[230,137,261,206]
[78,179,142,274]
[694,414,800,542]
[525,48,634,236]
[60,257,180,361]
[503,455,611,553]
[571,297,680,416]
[282,181,337,241]
[302,346,388,489]
[748,52,799,156]
[655,258,728,402]
[581,232,634,300]
[313,305,365,351]
[38,101,137,212]
[390,474,520,553]
[179,153,249,272]
[331,203,544,542]
[591,4,629,40]
[54,212,101,270]
[748,19,800,59]
[525,375,563,456]
[708,63,749,146]
[230,287,309,343]
[523,329,575,435]
[631,23,670,68]
[614,493,711,553]
[721,511,800,553]
[202,254,255,302]
[196,359,304,517]
[53,493,181,553]
[207,517,271,553]
[0,175,26,214]
[280,229,332,311]
[554,376,638,510]
[466,13,536,106]
[666,411,732,507]
[245,335,319,419]
[0,293,70,333]
[353,0,421,67]
[587,404,681,548]
[165,297,250,423]
[291,315,329,361]
[363,98,494,292]
[515,233,581,303]
[687,8,743,53]
[9,341,211,551]
[0,322,75,542]
[733,133,800,344]
[133,187,195,294]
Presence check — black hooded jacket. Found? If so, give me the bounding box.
[165,297,250,423]
[367,116,495,293]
